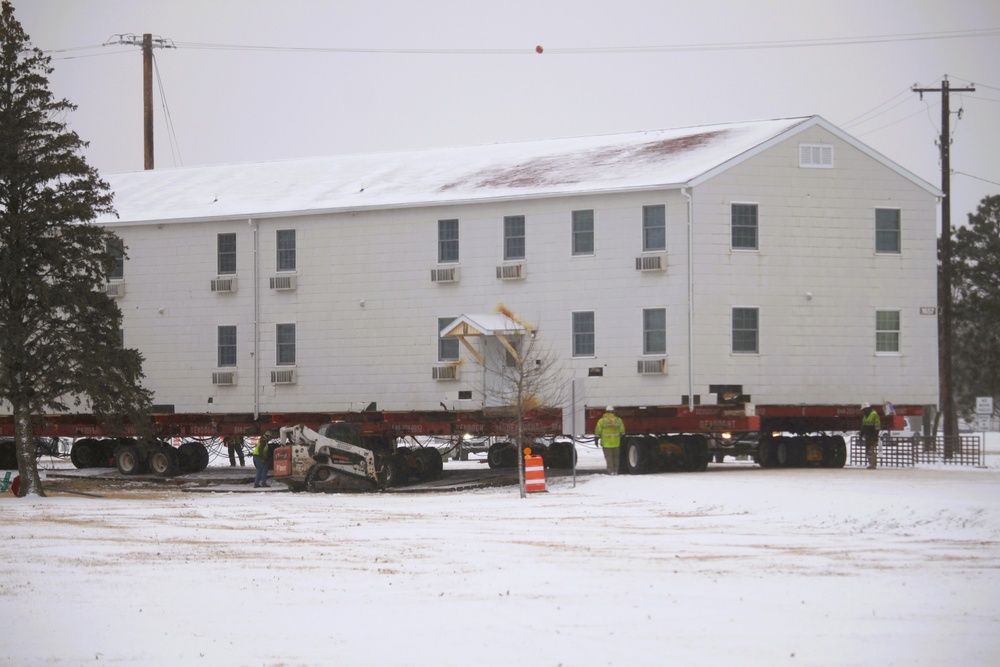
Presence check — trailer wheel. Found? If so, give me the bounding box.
[176,442,200,473]
[70,439,97,468]
[115,443,146,475]
[756,435,777,468]
[148,445,179,477]
[0,439,15,470]
[824,435,847,468]
[683,435,710,472]
[487,442,513,469]
[547,441,576,469]
[624,437,648,475]
[775,439,790,467]
[417,448,443,481]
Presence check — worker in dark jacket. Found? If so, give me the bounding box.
[860,403,881,469]
[252,432,272,488]
[594,406,626,475]
[225,434,245,467]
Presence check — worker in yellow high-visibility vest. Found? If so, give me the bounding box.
[860,403,881,469]
[594,406,625,475]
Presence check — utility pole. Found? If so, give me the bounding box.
[106,34,175,170]
[912,76,975,443]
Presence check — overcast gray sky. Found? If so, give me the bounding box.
[15,0,1000,223]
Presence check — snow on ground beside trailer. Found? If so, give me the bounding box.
[2,436,1000,667]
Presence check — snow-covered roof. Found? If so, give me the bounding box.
[440,314,526,339]
[97,116,938,225]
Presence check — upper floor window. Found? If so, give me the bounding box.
[438,219,459,263]
[108,237,125,280]
[642,205,666,252]
[643,308,666,355]
[504,215,525,260]
[276,229,296,271]
[438,317,459,361]
[217,233,236,275]
[572,209,594,256]
[875,209,901,254]
[732,307,759,354]
[572,311,595,357]
[276,323,296,365]
[876,310,900,353]
[731,204,758,250]
[218,325,237,367]
[799,143,834,168]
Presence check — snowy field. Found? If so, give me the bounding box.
[2,435,999,667]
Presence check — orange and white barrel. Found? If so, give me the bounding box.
[525,454,546,493]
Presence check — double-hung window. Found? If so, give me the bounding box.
[643,308,666,355]
[276,230,296,271]
[438,317,459,362]
[438,219,459,263]
[642,205,666,252]
[875,209,900,254]
[572,210,594,256]
[504,215,525,260]
[732,307,759,354]
[217,233,236,275]
[876,310,900,353]
[276,323,296,365]
[108,237,125,280]
[218,325,237,367]
[572,311,595,357]
[731,204,758,250]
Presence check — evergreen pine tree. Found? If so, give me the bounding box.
[951,194,1000,421]
[0,0,152,496]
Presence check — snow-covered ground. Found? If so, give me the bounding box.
[2,435,999,667]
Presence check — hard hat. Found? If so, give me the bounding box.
[606,406,615,412]
[860,402,870,410]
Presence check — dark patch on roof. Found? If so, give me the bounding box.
[439,129,729,192]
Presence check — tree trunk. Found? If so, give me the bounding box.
[14,401,44,497]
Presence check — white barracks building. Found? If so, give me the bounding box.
[96,116,940,422]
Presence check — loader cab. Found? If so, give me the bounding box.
[317,423,393,454]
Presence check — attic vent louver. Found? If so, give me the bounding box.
[799,144,833,168]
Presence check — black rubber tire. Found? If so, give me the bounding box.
[756,434,777,468]
[115,443,146,475]
[624,437,647,475]
[827,435,848,468]
[683,435,710,472]
[176,442,200,473]
[775,439,790,467]
[418,447,443,480]
[148,445,179,477]
[0,440,16,470]
[487,441,513,469]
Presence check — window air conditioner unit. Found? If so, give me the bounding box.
[271,368,296,384]
[212,371,237,386]
[431,266,459,283]
[637,358,667,375]
[496,263,526,280]
[432,365,458,381]
[635,255,665,272]
[103,282,126,298]
[211,277,237,293]
[269,275,297,291]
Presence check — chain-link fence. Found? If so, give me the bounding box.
[849,434,984,468]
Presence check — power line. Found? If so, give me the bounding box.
[42,26,1000,58]
[953,171,1000,188]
